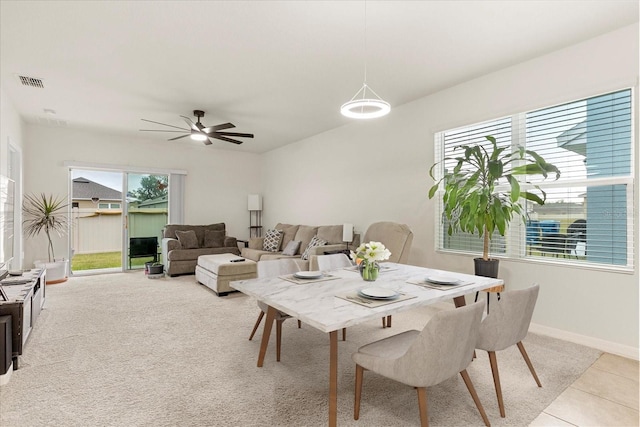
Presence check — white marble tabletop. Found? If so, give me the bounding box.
[231,263,503,333]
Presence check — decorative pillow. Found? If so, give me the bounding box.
[175,230,199,249]
[281,240,301,256]
[263,229,284,252]
[203,229,225,248]
[301,235,327,260]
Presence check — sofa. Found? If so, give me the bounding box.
[240,223,360,270]
[162,223,240,276]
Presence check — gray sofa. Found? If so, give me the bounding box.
[162,223,240,276]
[240,223,360,270]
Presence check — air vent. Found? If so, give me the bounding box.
[18,75,44,88]
[36,117,68,127]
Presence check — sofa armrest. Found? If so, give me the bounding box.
[224,236,238,248]
[307,243,348,257]
[162,237,181,256]
[248,237,264,250]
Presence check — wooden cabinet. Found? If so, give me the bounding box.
[0,269,46,369]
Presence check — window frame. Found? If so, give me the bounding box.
[432,88,635,272]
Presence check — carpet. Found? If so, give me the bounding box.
[0,272,601,426]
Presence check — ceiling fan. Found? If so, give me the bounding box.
[140,110,254,145]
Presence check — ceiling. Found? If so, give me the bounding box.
[1,1,637,154]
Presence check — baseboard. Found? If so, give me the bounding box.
[0,362,13,386]
[530,322,639,361]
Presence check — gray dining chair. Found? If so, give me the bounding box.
[317,253,392,339]
[352,301,490,427]
[476,284,542,418]
[248,259,301,361]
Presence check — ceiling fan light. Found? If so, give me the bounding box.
[190,132,208,141]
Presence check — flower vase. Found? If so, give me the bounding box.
[359,262,380,282]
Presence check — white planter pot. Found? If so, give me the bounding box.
[34,260,69,284]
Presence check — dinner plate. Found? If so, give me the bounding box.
[425,275,460,285]
[358,287,399,300]
[294,271,323,279]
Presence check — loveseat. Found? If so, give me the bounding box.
[162,223,240,276]
[240,223,360,270]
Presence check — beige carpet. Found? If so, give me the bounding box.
[0,272,601,426]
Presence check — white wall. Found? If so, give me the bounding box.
[260,24,639,356]
[22,124,262,266]
[0,84,24,177]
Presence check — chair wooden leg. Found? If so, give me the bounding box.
[386,315,392,328]
[342,327,346,341]
[488,350,505,418]
[297,319,302,328]
[354,364,364,420]
[382,317,386,328]
[416,386,429,427]
[517,341,542,387]
[276,319,283,362]
[248,311,264,341]
[460,369,491,427]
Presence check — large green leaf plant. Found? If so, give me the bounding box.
[23,193,69,262]
[428,135,560,261]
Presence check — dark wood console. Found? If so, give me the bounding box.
[0,268,46,370]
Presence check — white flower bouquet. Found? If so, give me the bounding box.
[351,241,391,281]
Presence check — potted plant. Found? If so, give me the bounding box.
[23,193,70,284]
[428,135,560,277]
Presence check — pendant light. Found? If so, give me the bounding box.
[340,1,390,119]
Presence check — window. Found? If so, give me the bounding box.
[98,203,121,209]
[434,89,634,270]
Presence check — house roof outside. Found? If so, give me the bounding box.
[72,177,122,202]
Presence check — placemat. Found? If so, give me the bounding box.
[336,291,417,307]
[279,274,342,285]
[406,278,472,290]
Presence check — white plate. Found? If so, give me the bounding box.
[425,275,460,285]
[359,287,399,299]
[294,271,323,279]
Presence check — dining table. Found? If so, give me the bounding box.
[231,262,503,427]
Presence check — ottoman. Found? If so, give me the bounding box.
[196,254,257,296]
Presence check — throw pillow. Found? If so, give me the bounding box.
[281,240,301,256]
[175,230,199,249]
[263,229,284,252]
[301,235,327,260]
[203,229,225,248]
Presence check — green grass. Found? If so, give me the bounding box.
[72,252,160,271]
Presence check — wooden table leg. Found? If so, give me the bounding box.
[257,306,277,368]
[329,330,338,427]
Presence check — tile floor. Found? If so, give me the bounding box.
[530,353,639,426]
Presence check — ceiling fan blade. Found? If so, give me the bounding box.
[202,122,235,133]
[168,134,190,141]
[141,119,188,131]
[212,135,243,145]
[139,129,186,133]
[213,131,254,138]
[180,116,200,132]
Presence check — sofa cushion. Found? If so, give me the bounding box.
[164,223,226,247]
[263,229,284,252]
[203,229,225,248]
[281,240,301,256]
[301,235,327,260]
[317,225,344,244]
[275,223,300,250]
[294,225,319,255]
[175,230,199,249]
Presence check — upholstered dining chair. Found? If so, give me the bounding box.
[476,284,542,418]
[352,301,490,427]
[248,259,302,361]
[362,221,413,327]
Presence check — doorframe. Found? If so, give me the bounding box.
[65,161,186,273]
